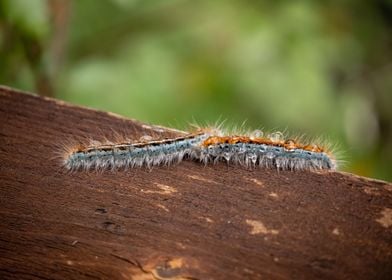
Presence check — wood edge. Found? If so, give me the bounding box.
[0,84,188,136]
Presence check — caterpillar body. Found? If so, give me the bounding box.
[197,135,335,171]
[63,128,337,172]
[65,132,209,171]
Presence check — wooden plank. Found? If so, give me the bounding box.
[0,85,391,279]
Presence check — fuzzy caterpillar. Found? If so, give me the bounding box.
[64,132,209,171]
[196,135,336,171]
[63,128,337,171]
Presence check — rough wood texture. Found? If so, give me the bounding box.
[0,85,391,280]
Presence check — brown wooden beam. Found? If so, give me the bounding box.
[0,85,391,279]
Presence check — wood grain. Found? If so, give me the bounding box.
[0,85,391,279]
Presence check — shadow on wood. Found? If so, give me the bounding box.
[0,85,391,279]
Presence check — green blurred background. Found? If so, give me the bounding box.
[1,0,391,180]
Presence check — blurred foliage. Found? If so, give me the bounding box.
[1,0,391,180]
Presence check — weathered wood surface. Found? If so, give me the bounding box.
[0,85,391,280]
